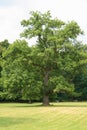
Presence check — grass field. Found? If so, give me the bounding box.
[0,102,87,130]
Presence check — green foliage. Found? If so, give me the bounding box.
[1,11,87,104]
[0,40,10,101]
[20,11,83,105]
[2,40,41,101]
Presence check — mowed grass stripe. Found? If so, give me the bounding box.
[42,113,86,130]
[0,103,87,130]
[28,107,87,130]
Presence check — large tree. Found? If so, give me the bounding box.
[20,11,83,105]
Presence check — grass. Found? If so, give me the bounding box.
[0,102,87,130]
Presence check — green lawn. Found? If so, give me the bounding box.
[0,102,87,130]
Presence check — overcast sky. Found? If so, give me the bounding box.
[0,0,87,44]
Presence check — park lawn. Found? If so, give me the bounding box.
[0,102,87,130]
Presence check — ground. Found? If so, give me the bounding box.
[0,102,87,130]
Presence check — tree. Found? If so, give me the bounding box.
[20,11,83,105]
[2,40,42,102]
[72,43,87,100]
[0,40,10,101]
[0,40,9,76]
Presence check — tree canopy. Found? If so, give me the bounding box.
[20,11,85,105]
[1,11,87,105]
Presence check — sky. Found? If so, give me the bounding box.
[0,0,87,44]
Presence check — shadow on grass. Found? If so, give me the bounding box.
[11,103,43,108]
[52,105,87,107]
[10,102,87,108]
[0,117,36,127]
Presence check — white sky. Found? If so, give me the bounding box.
[0,0,87,44]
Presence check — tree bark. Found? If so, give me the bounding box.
[43,94,50,106]
[43,69,50,106]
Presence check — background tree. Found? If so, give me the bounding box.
[2,40,42,102]
[72,43,87,100]
[0,40,10,101]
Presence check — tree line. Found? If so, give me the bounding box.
[0,11,87,105]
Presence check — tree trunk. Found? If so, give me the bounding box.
[43,94,50,106]
[43,69,50,106]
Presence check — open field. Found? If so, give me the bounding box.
[0,102,87,130]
